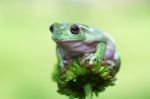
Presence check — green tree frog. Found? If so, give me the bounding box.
[49,23,120,72]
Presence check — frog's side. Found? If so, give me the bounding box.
[49,23,120,72]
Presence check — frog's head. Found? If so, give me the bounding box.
[49,23,90,43]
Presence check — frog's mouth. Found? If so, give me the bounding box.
[53,37,85,43]
[54,40,83,46]
[53,38,84,46]
[55,39,82,42]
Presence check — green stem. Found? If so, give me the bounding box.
[84,84,93,99]
[69,95,74,99]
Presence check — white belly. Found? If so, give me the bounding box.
[60,41,97,57]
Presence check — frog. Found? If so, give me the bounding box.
[49,22,120,73]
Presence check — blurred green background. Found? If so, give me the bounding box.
[0,0,150,99]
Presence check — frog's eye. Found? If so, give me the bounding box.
[49,24,54,33]
[70,24,80,34]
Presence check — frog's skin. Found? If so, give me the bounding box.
[49,23,120,72]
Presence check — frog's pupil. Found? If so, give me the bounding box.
[49,24,54,33]
[70,24,80,34]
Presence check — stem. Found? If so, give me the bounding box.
[69,95,74,99]
[84,84,93,99]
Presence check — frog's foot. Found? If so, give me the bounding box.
[89,54,101,65]
[81,54,102,68]
[79,54,90,65]
[102,60,115,69]
[60,60,73,72]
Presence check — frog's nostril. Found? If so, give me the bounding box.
[49,24,54,33]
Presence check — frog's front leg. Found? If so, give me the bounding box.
[89,42,106,65]
[56,45,72,71]
[82,42,106,67]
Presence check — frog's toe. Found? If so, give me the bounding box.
[82,54,93,63]
[102,60,115,69]
[89,55,100,65]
